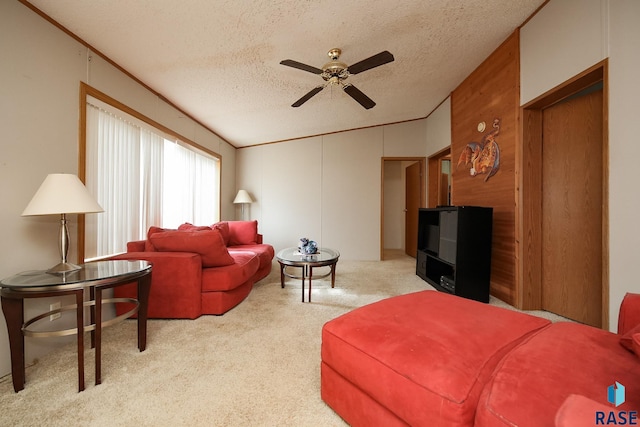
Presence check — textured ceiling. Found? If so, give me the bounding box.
[26,0,545,148]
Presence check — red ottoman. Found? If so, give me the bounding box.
[321,291,550,427]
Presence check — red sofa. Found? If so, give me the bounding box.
[321,290,640,426]
[112,220,274,318]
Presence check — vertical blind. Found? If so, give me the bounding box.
[84,101,219,260]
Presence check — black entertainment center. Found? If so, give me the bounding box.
[416,206,493,303]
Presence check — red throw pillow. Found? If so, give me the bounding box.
[620,323,640,355]
[145,226,173,251]
[227,220,258,245]
[211,221,230,245]
[178,222,212,232]
[149,229,235,267]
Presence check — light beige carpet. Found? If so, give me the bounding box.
[0,251,567,426]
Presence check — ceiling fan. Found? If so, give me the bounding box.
[280,48,394,109]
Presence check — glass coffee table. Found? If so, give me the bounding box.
[276,247,340,302]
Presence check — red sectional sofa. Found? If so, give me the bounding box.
[321,290,640,426]
[112,220,274,318]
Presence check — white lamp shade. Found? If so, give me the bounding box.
[233,189,254,204]
[22,173,104,216]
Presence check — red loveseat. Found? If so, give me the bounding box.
[321,290,640,426]
[112,220,274,318]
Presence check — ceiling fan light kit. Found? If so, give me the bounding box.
[280,48,394,109]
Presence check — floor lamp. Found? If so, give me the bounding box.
[233,190,254,221]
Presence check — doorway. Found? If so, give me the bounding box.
[428,148,451,208]
[520,61,608,327]
[381,158,425,260]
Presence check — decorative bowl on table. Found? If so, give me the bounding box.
[298,238,318,255]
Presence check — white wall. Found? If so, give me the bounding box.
[0,2,236,377]
[425,97,452,157]
[237,121,430,260]
[322,128,384,260]
[254,137,323,249]
[520,0,608,105]
[233,99,447,262]
[521,0,640,330]
[607,0,640,330]
[382,120,428,157]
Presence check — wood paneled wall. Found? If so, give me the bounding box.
[451,31,519,305]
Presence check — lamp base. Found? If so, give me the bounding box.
[46,213,82,275]
[47,261,82,275]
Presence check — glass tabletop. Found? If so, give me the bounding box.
[276,247,340,263]
[0,260,151,291]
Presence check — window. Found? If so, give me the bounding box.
[82,91,220,260]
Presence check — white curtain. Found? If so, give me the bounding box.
[86,103,143,259]
[140,128,163,230]
[85,105,101,259]
[162,141,217,228]
[85,101,220,259]
[194,152,218,225]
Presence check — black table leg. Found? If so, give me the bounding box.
[301,265,306,302]
[1,294,25,392]
[279,262,285,288]
[331,263,337,288]
[74,289,85,392]
[94,286,102,385]
[309,266,313,302]
[137,273,152,351]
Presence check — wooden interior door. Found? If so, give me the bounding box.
[541,86,603,327]
[405,162,421,258]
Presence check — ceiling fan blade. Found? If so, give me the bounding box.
[343,84,376,109]
[292,86,324,107]
[347,51,394,75]
[280,59,323,75]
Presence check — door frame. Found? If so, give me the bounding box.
[380,157,426,260]
[518,60,609,327]
[427,148,451,208]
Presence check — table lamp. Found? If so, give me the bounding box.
[233,189,254,220]
[22,173,104,274]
